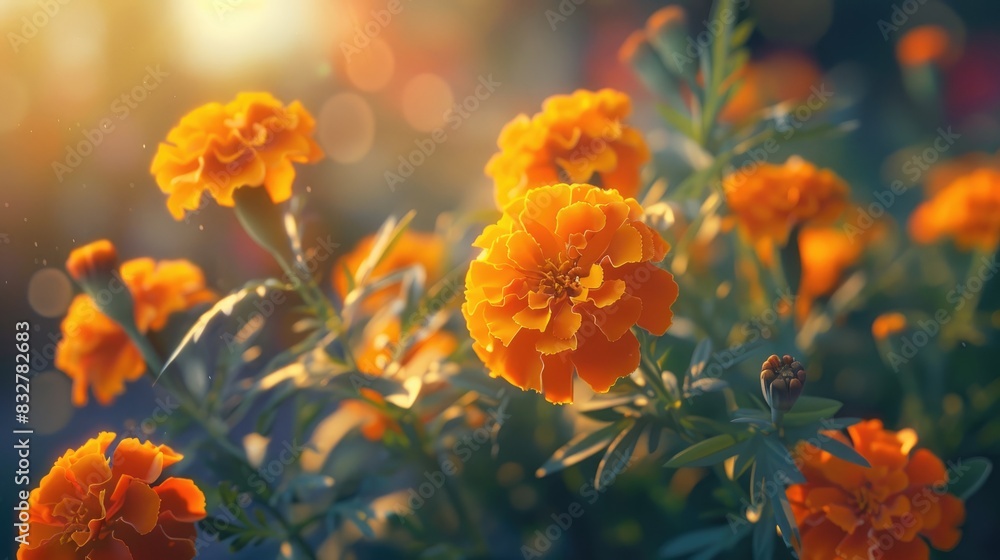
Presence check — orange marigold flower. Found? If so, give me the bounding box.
[66,239,118,284]
[897,25,955,68]
[485,89,650,209]
[924,151,1000,194]
[724,157,851,254]
[908,167,1000,252]
[18,432,206,560]
[787,419,965,560]
[795,226,865,322]
[462,183,679,404]
[56,258,215,406]
[719,51,823,124]
[151,92,324,220]
[333,230,447,313]
[873,312,908,340]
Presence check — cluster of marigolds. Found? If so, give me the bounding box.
[22,8,992,560]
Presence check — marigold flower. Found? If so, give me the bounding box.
[795,226,866,322]
[719,51,823,124]
[151,92,324,220]
[924,151,1000,194]
[56,258,215,406]
[462,183,679,403]
[18,432,206,560]
[333,230,447,313]
[485,89,650,209]
[909,167,1000,252]
[345,317,458,441]
[872,312,908,340]
[66,240,118,285]
[897,25,955,68]
[787,419,965,560]
[724,157,851,255]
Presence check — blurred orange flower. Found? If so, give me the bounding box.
[462,183,678,403]
[909,167,1000,252]
[333,230,447,312]
[18,432,205,560]
[151,92,324,220]
[787,419,965,560]
[897,25,956,68]
[56,258,215,406]
[872,312,908,340]
[485,89,650,209]
[795,226,866,322]
[65,239,118,284]
[345,317,458,441]
[724,157,851,259]
[719,51,823,124]
[924,151,1000,195]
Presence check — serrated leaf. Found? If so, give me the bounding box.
[666,433,747,468]
[595,420,643,489]
[536,421,626,477]
[949,457,992,500]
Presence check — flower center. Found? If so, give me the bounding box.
[538,258,584,299]
[853,483,881,517]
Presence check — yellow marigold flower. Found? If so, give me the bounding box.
[151,92,324,220]
[909,167,1000,252]
[333,230,447,313]
[872,312,908,340]
[724,157,850,254]
[897,25,955,68]
[787,419,965,560]
[56,258,215,406]
[485,89,650,209]
[18,432,206,560]
[65,239,118,285]
[462,183,679,404]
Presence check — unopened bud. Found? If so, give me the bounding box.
[760,354,806,413]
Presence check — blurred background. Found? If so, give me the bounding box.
[2,0,1000,558]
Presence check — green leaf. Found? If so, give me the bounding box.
[780,224,803,297]
[949,457,992,500]
[658,103,695,138]
[731,417,771,429]
[686,338,713,381]
[771,492,802,556]
[760,435,805,484]
[730,19,756,48]
[783,396,844,426]
[666,433,748,468]
[536,421,627,477]
[595,420,643,489]
[752,509,776,560]
[815,436,871,468]
[660,525,733,558]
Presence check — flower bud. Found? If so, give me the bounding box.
[65,240,137,330]
[760,354,806,413]
[645,6,690,78]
